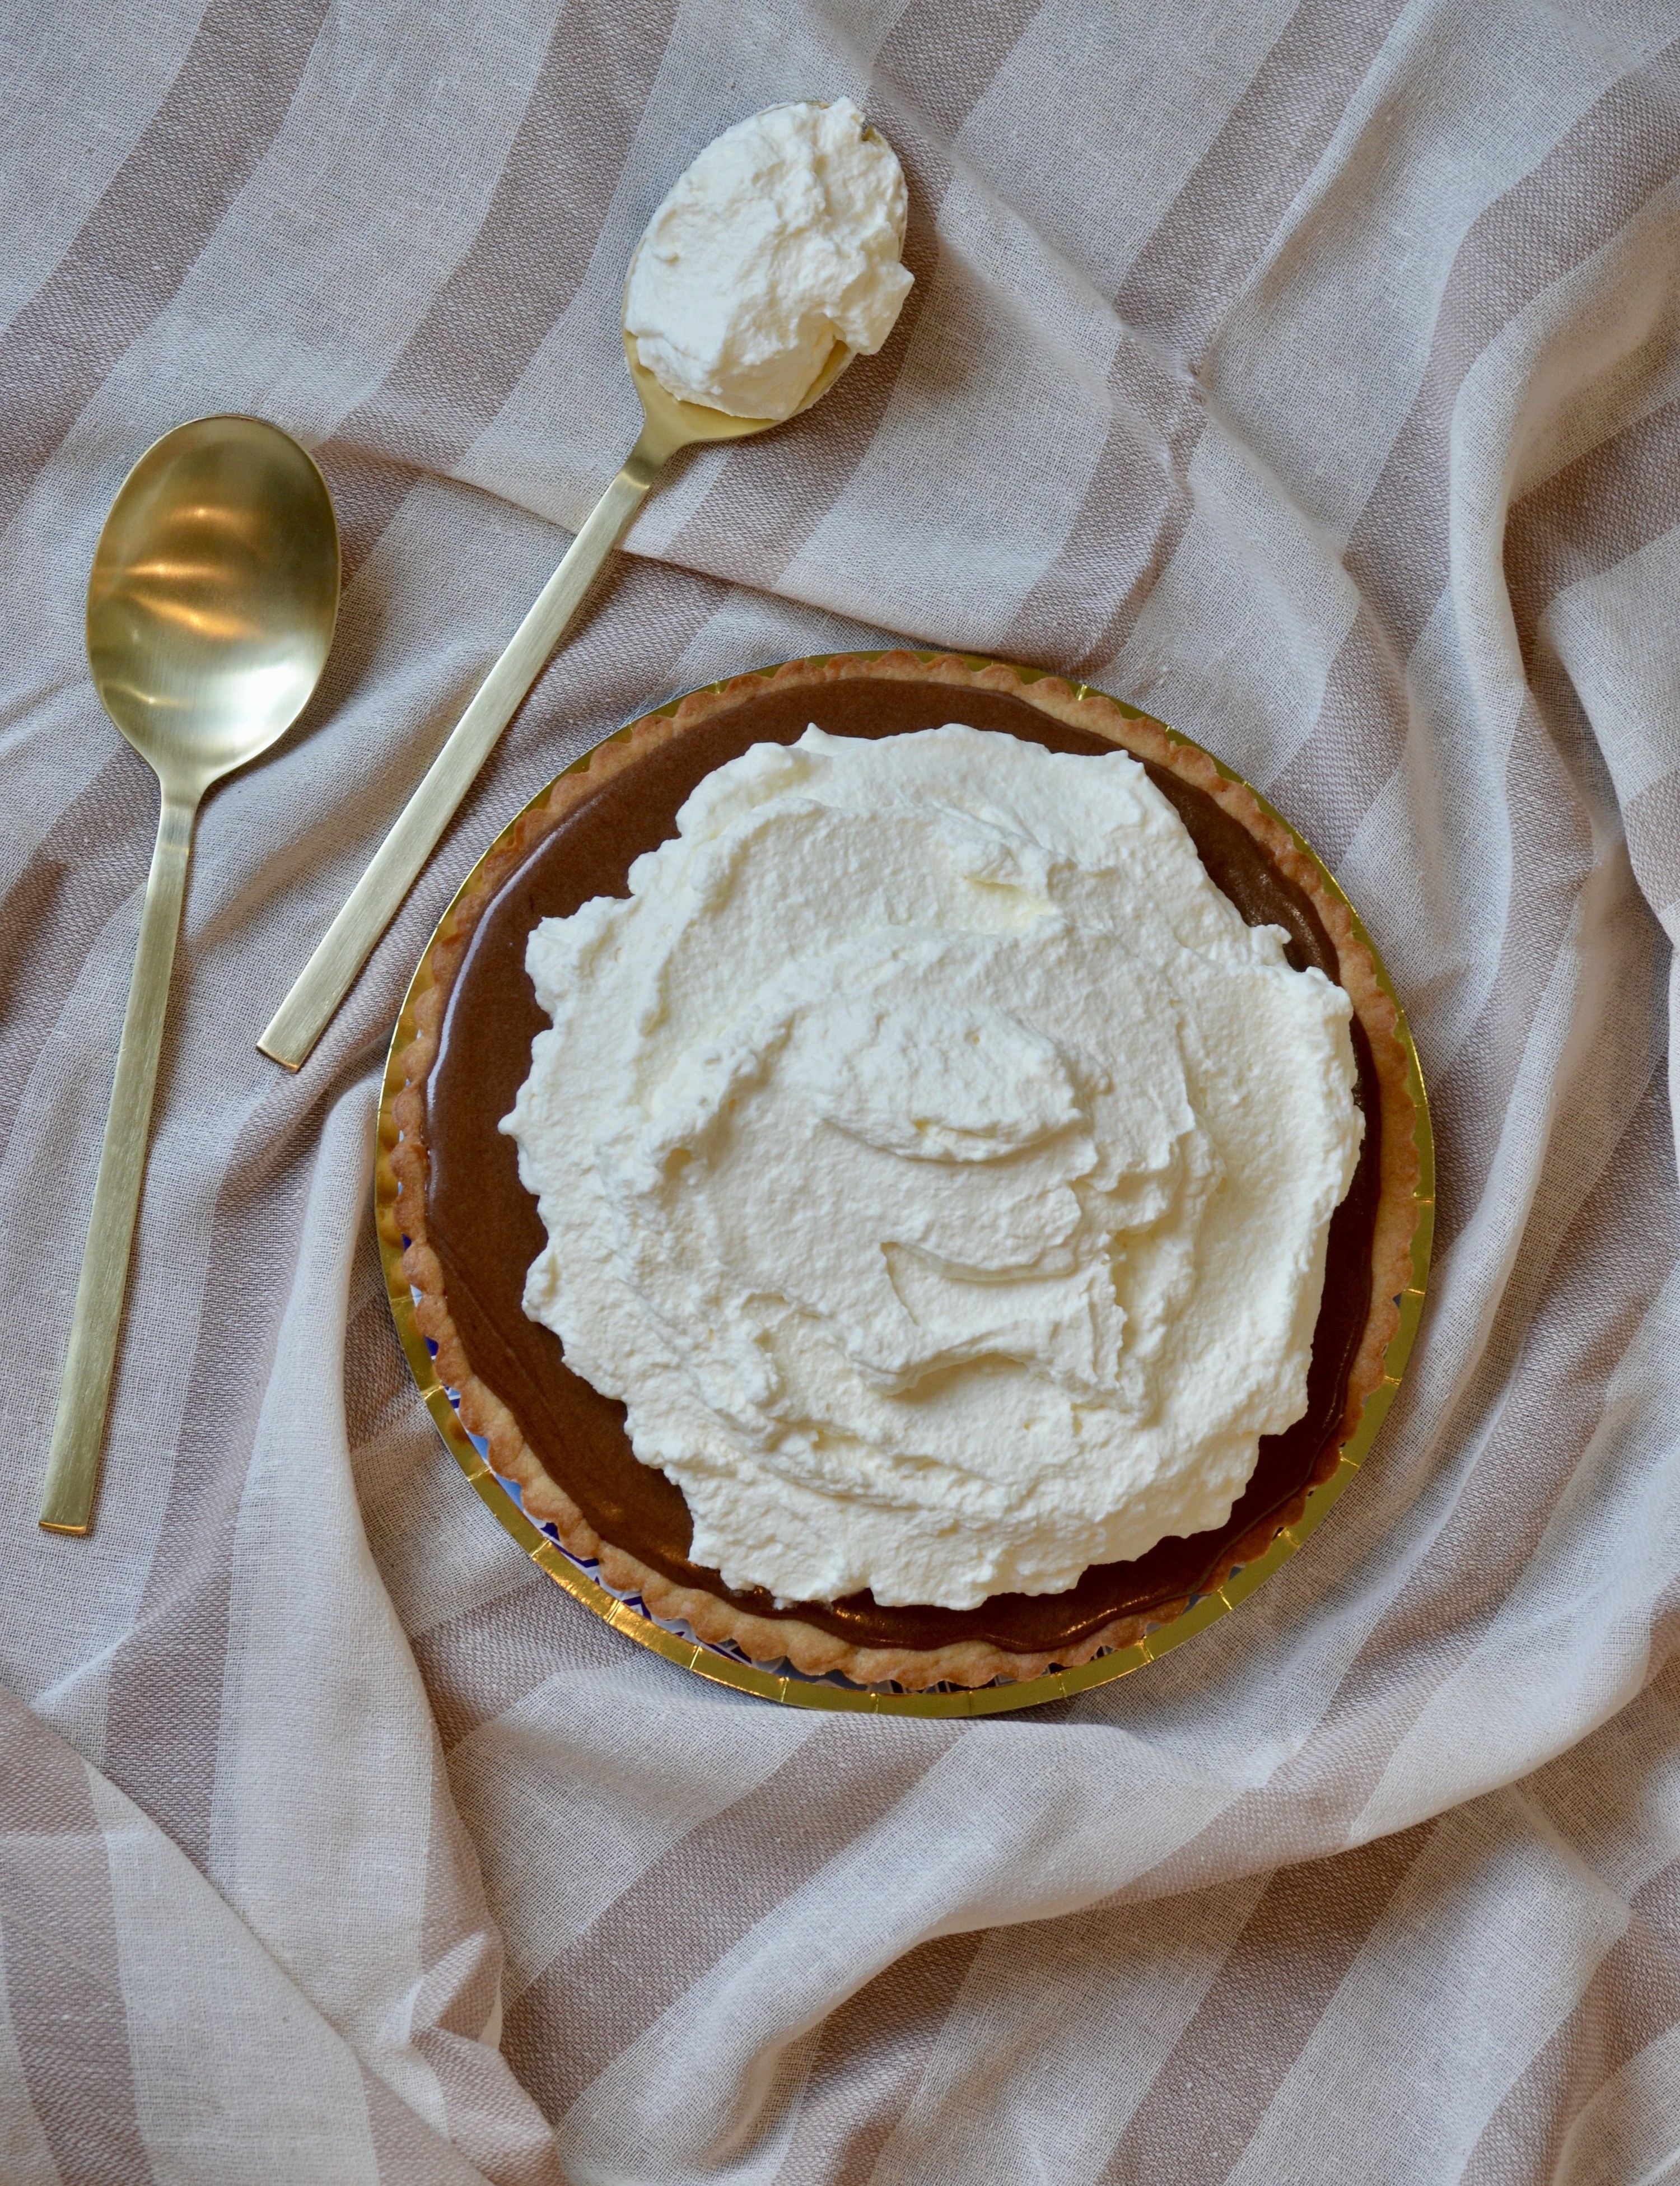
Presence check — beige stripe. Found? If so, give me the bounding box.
[997,345,1200,674]
[410,1582,620,1754]
[1230,1793,1632,2182]
[360,2057,493,2185]
[319,0,680,582]
[0,749,153,1160]
[1002,0,1406,670]
[1276,947,1670,1858]
[1353,1096,1678,1851]
[769,1932,986,2186]
[1271,43,1680,840]
[0,1916,57,2186]
[87,1765,387,2184]
[1508,399,1680,660]
[1124,1707,1454,1917]
[0,1693,155,2183]
[0,0,332,539]
[1096,1066,1672,1925]
[1353,40,1680,662]
[413,2019,566,2182]
[1535,496,1680,837]
[0,0,207,336]
[874,0,1043,144]
[1553,2020,1680,2186]
[1626,768,1680,915]
[1354,1060,1674,1718]
[454,1660,820,2014]
[1099,4,1655,817]
[411,1745,566,2186]
[1461,1848,1680,2184]
[100,1098,320,1867]
[1113,0,1403,360]
[661,0,1043,593]
[268,539,730,1098]
[409,2034,563,2186]
[1263,604,1405,868]
[864,1875,1269,2182]
[1421,707,1595,1249]
[343,1274,422,1458]
[1096,1826,1430,2183]
[419,1748,501,2044]
[503,1720,962,2119]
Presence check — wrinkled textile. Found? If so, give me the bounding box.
[4,2,1680,2179]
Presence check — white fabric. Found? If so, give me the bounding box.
[3,1,1679,2178]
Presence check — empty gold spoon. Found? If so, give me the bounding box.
[40,415,339,1535]
[255,313,856,1073]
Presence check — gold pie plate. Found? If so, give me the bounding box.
[374,652,1434,1716]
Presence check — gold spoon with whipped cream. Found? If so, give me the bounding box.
[41,414,339,1535]
[259,98,909,1070]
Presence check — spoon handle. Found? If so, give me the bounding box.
[258,446,664,1070]
[40,791,197,1534]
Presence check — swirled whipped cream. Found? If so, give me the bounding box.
[624,99,912,420]
[504,726,1362,1611]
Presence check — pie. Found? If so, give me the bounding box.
[391,652,1423,1691]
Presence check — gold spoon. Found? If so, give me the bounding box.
[256,309,856,1071]
[39,415,339,1536]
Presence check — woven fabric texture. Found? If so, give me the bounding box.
[4,2,1680,2179]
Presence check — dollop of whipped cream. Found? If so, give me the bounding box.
[624,98,912,421]
[504,727,1363,1611]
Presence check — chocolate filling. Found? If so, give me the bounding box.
[422,679,1380,1653]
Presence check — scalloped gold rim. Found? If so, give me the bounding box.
[374,652,1434,1717]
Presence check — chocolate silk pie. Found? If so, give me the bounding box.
[392,653,1422,1691]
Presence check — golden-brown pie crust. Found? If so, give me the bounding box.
[393,654,1421,1691]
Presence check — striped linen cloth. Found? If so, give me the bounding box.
[4,1,1680,2178]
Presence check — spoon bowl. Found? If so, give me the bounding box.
[87,414,339,788]
[40,414,338,1535]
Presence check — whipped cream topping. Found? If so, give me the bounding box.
[624,99,912,421]
[504,726,1363,1612]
